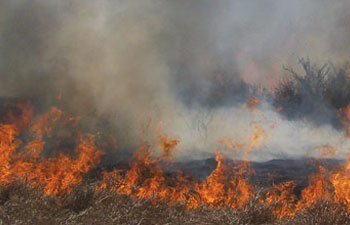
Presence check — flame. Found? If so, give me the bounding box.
[312,144,338,158]
[100,148,253,209]
[100,115,264,210]
[0,103,103,195]
[296,166,332,210]
[4,100,350,220]
[156,123,179,159]
[0,124,21,183]
[30,106,63,139]
[331,156,350,206]
[3,101,34,130]
[246,96,261,111]
[263,181,296,218]
[193,152,253,208]
[347,68,350,79]
[219,120,266,160]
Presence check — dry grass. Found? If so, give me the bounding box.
[0,182,349,225]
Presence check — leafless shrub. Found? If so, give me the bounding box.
[274,58,350,126]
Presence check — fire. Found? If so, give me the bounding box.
[3,99,350,220]
[331,156,350,205]
[246,96,261,111]
[297,166,333,209]
[193,152,253,208]
[156,123,179,159]
[100,148,253,209]
[100,99,266,210]
[263,181,296,218]
[0,124,21,183]
[347,68,350,79]
[313,144,338,158]
[3,102,34,129]
[219,121,266,160]
[0,103,103,195]
[30,106,63,139]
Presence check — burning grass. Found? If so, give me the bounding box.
[1,182,350,225]
[2,97,350,224]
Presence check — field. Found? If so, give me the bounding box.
[0,158,349,225]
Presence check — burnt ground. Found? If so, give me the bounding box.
[100,157,344,194]
[179,157,343,195]
[92,157,344,199]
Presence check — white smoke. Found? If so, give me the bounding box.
[1,0,350,161]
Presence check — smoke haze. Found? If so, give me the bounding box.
[1,0,350,161]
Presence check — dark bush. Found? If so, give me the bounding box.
[274,58,350,126]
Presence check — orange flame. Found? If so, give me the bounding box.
[263,181,296,218]
[4,100,350,220]
[156,123,179,159]
[0,103,103,195]
[296,166,333,210]
[331,156,350,206]
[246,96,261,111]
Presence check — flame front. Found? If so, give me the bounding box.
[0,103,103,195]
[3,100,350,220]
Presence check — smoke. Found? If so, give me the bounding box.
[1,0,350,161]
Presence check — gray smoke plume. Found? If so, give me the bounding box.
[1,0,350,161]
